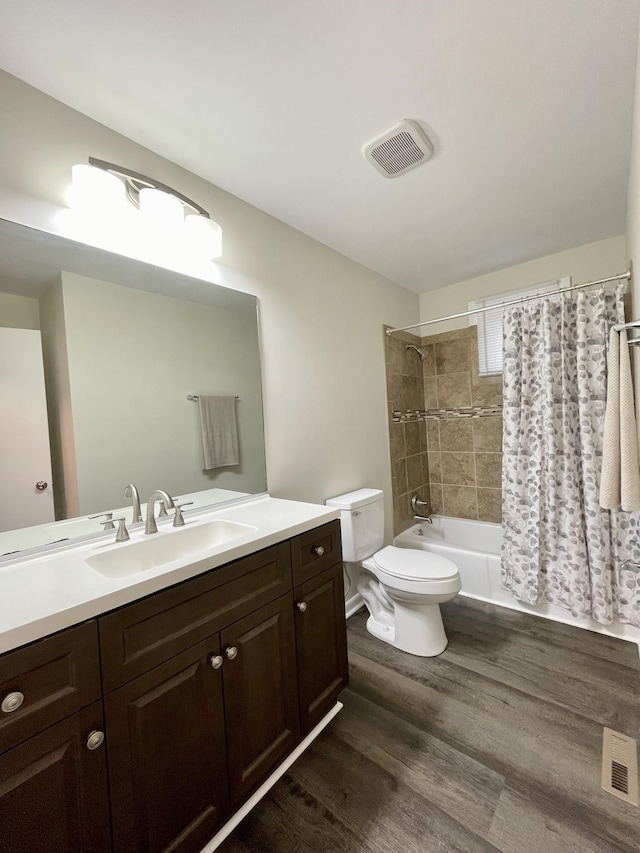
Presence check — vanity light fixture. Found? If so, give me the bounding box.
[68,159,223,259]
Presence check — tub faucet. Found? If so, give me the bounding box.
[144,490,175,535]
[410,493,432,523]
[123,483,142,524]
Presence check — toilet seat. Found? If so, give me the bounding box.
[362,546,461,597]
[373,546,458,581]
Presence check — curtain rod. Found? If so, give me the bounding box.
[386,268,632,336]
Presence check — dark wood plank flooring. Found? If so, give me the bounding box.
[220,597,640,852]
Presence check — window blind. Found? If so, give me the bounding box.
[469,278,568,376]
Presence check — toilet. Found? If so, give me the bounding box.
[327,488,461,657]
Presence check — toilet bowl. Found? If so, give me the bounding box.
[327,489,461,657]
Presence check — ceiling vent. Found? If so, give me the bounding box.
[363,120,434,179]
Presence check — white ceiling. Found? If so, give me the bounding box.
[0,0,638,294]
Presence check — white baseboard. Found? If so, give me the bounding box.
[345,592,364,619]
[200,701,343,852]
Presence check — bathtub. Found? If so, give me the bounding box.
[393,517,640,647]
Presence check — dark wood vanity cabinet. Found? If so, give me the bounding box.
[222,593,300,806]
[0,519,347,853]
[294,562,349,733]
[0,623,110,853]
[0,703,111,853]
[104,637,229,853]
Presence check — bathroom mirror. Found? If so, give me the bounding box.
[0,218,267,554]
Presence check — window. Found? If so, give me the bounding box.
[468,277,569,375]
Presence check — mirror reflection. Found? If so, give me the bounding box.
[0,219,267,554]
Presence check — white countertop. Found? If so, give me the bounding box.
[0,495,340,655]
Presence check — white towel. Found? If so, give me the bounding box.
[197,395,239,470]
[619,330,640,510]
[599,329,640,510]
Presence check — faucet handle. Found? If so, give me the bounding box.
[101,517,130,542]
[410,494,429,512]
[89,512,114,530]
[173,502,194,527]
[157,497,173,518]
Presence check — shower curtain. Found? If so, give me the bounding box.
[501,285,640,627]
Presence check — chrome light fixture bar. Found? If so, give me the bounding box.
[68,159,223,259]
[88,158,209,216]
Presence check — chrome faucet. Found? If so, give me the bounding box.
[123,483,142,524]
[411,493,433,524]
[144,490,175,535]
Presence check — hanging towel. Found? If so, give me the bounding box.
[599,329,640,510]
[197,395,239,470]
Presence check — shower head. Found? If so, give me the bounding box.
[406,344,429,361]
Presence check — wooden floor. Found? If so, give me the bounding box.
[220,598,640,853]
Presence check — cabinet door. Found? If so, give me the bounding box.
[105,637,229,853]
[294,563,349,733]
[221,594,300,806]
[0,701,110,853]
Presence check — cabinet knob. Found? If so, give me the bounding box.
[313,545,325,557]
[209,654,224,670]
[225,646,238,660]
[86,730,105,751]
[296,601,308,613]
[1,691,24,713]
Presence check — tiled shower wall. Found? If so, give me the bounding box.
[385,325,503,535]
[422,326,503,524]
[385,329,431,534]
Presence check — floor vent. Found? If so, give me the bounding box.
[601,727,639,806]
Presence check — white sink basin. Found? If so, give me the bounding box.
[85,520,256,578]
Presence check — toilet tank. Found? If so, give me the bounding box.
[326,488,385,562]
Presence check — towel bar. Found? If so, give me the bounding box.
[187,394,240,401]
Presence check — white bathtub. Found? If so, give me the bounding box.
[393,517,640,647]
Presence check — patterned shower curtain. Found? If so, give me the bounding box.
[501,285,640,627]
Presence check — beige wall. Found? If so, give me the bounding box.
[0,291,40,329]
[419,235,627,335]
[0,70,419,541]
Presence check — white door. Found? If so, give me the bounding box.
[0,328,54,531]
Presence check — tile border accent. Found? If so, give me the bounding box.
[392,405,503,423]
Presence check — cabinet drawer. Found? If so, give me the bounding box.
[290,520,342,586]
[0,621,101,755]
[99,542,292,692]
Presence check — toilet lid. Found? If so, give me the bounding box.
[373,546,458,581]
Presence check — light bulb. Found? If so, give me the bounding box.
[184,214,223,259]
[139,188,185,231]
[68,164,126,212]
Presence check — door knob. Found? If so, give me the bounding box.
[225,646,238,660]
[1,691,24,713]
[86,730,105,750]
[35,481,48,491]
